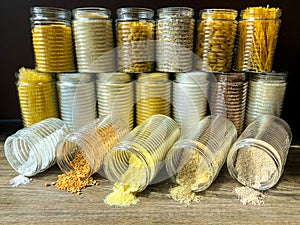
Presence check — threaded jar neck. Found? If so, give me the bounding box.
[30,6,71,22]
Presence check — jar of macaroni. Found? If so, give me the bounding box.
[116,7,155,73]
[195,9,238,72]
[234,6,282,72]
[156,7,195,72]
[30,7,75,73]
[72,7,115,73]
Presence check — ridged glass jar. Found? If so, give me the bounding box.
[172,71,208,134]
[245,72,287,126]
[96,73,134,129]
[30,7,75,73]
[195,9,238,72]
[136,72,171,125]
[209,72,248,135]
[103,114,180,192]
[56,115,130,177]
[227,115,292,190]
[72,7,115,73]
[116,7,155,73]
[4,118,70,177]
[16,68,59,127]
[56,73,97,132]
[234,6,282,72]
[165,115,237,191]
[156,7,195,72]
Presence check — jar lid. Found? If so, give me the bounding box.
[97,72,131,83]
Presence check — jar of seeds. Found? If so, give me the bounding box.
[116,7,155,73]
[227,115,292,190]
[30,7,75,73]
[195,9,238,72]
[245,71,287,126]
[72,7,115,73]
[156,7,195,72]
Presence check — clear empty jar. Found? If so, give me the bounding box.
[234,6,282,72]
[72,7,115,73]
[56,73,97,132]
[166,115,237,192]
[172,71,209,134]
[227,115,292,190]
[245,71,287,126]
[96,73,134,129]
[156,7,195,72]
[30,7,75,73]
[136,72,171,125]
[16,67,59,127]
[195,9,238,72]
[4,118,70,177]
[116,7,155,73]
[56,114,130,177]
[209,72,248,135]
[103,114,180,192]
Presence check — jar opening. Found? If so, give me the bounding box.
[116,7,154,20]
[157,7,194,18]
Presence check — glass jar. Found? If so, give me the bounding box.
[209,72,248,135]
[96,73,134,129]
[16,67,59,127]
[227,115,292,190]
[156,7,195,72]
[195,9,238,72]
[234,6,282,72]
[72,7,115,73]
[165,115,237,192]
[56,114,130,177]
[30,7,75,73]
[56,73,97,132]
[4,118,70,177]
[245,71,287,126]
[103,114,180,192]
[136,72,171,125]
[116,7,155,73]
[172,71,209,134]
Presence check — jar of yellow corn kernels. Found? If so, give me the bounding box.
[30,7,75,73]
[116,7,155,73]
[195,9,238,72]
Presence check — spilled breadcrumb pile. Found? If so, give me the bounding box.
[55,151,98,194]
[168,151,210,206]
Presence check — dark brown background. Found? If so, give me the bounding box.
[0,0,299,140]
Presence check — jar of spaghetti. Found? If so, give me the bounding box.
[72,7,115,73]
[234,6,282,72]
[16,67,59,127]
[156,7,195,72]
[116,7,155,73]
[195,9,238,72]
[30,7,75,73]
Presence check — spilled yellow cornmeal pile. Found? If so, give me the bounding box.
[104,154,147,207]
[56,151,98,194]
[168,151,210,206]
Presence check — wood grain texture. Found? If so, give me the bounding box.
[0,139,299,225]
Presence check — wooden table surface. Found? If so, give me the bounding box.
[0,136,299,225]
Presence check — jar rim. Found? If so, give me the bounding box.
[72,7,111,19]
[157,7,194,18]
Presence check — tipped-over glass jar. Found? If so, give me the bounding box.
[227,115,292,190]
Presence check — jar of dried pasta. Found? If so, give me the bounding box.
[234,6,282,72]
[195,9,238,72]
[56,73,97,132]
[30,7,75,73]
[56,114,130,177]
[72,7,115,73]
[136,72,171,125]
[96,73,134,129]
[165,115,237,205]
[156,7,195,72]
[16,67,59,127]
[116,7,155,73]
[227,115,292,190]
[245,71,287,126]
